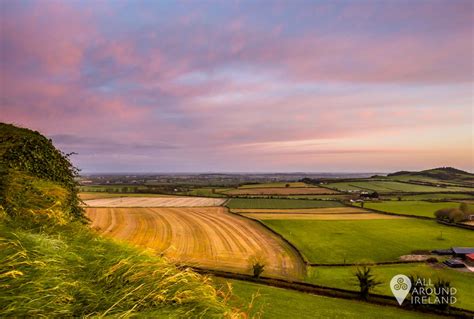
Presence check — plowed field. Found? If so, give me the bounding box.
[86,207,305,279]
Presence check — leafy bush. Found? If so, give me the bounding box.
[354,266,381,300]
[0,123,83,221]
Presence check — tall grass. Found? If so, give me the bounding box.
[0,219,245,318]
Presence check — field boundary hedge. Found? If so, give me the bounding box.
[437,220,474,231]
[307,260,427,267]
[193,267,474,318]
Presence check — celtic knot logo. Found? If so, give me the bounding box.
[394,277,408,290]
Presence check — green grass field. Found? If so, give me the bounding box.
[364,201,474,218]
[263,219,474,264]
[238,182,310,188]
[307,264,474,311]
[384,193,474,200]
[180,187,230,197]
[325,180,473,193]
[227,198,343,209]
[215,279,443,319]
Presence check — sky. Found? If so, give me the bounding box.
[1,0,473,173]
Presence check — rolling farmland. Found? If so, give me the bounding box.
[241,212,404,220]
[364,200,474,218]
[325,180,474,193]
[84,196,226,207]
[231,207,368,214]
[227,198,343,209]
[263,219,474,264]
[224,187,339,195]
[86,206,305,279]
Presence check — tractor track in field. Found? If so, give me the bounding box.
[86,206,306,280]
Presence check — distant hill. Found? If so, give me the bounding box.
[387,167,474,186]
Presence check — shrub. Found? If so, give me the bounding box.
[354,266,381,300]
[448,208,466,223]
[434,208,451,220]
[252,262,265,278]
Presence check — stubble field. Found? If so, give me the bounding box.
[86,206,305,279]
[84,196,226,207]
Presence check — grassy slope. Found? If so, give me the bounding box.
[307,264,474,311]
[263,219,474,264]
[0,123,239,318]
[227,198,343,209]
[365,201,474,218]
[387,167,474,186]
[215,279,442,319]
[0,221,236,318]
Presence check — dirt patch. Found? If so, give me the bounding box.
[86,207,306,280]
[399,255,433,262]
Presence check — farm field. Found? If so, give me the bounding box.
[384,193,474,201]
[242,212,404,220]
[238,182,311,188]
[224,187,339,195]
[79,192,175,200]
[215,279,443,319]
[364,201,474,218]
[325,180,473,193]
[227,198,343,209]
[307,264,474,311]
[231,207,366,214]
[86,207,305,279]
[84,196,226,207]
[79,185,150,193]
[182,187,230,197]
[263,219,474,264]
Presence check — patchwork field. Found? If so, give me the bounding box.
[365,201,474,218]
[262,219,474,264]
[79,192,174,200]
[385,193,474,201]
[84,196,226,207]
[325,180,473,193]
[224,187,339,195]
[307,264,474,311]
[242,212,404,220]
[231,207,366,214]
[86,207,305,279]
[215,279,443,319]
[238,182,311,188]
[227,198,343,209]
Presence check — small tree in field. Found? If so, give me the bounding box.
[252,262,265,278]
[249,255,266,279]
[354,266,381,300]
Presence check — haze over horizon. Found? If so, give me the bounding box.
[1,1,473,173]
